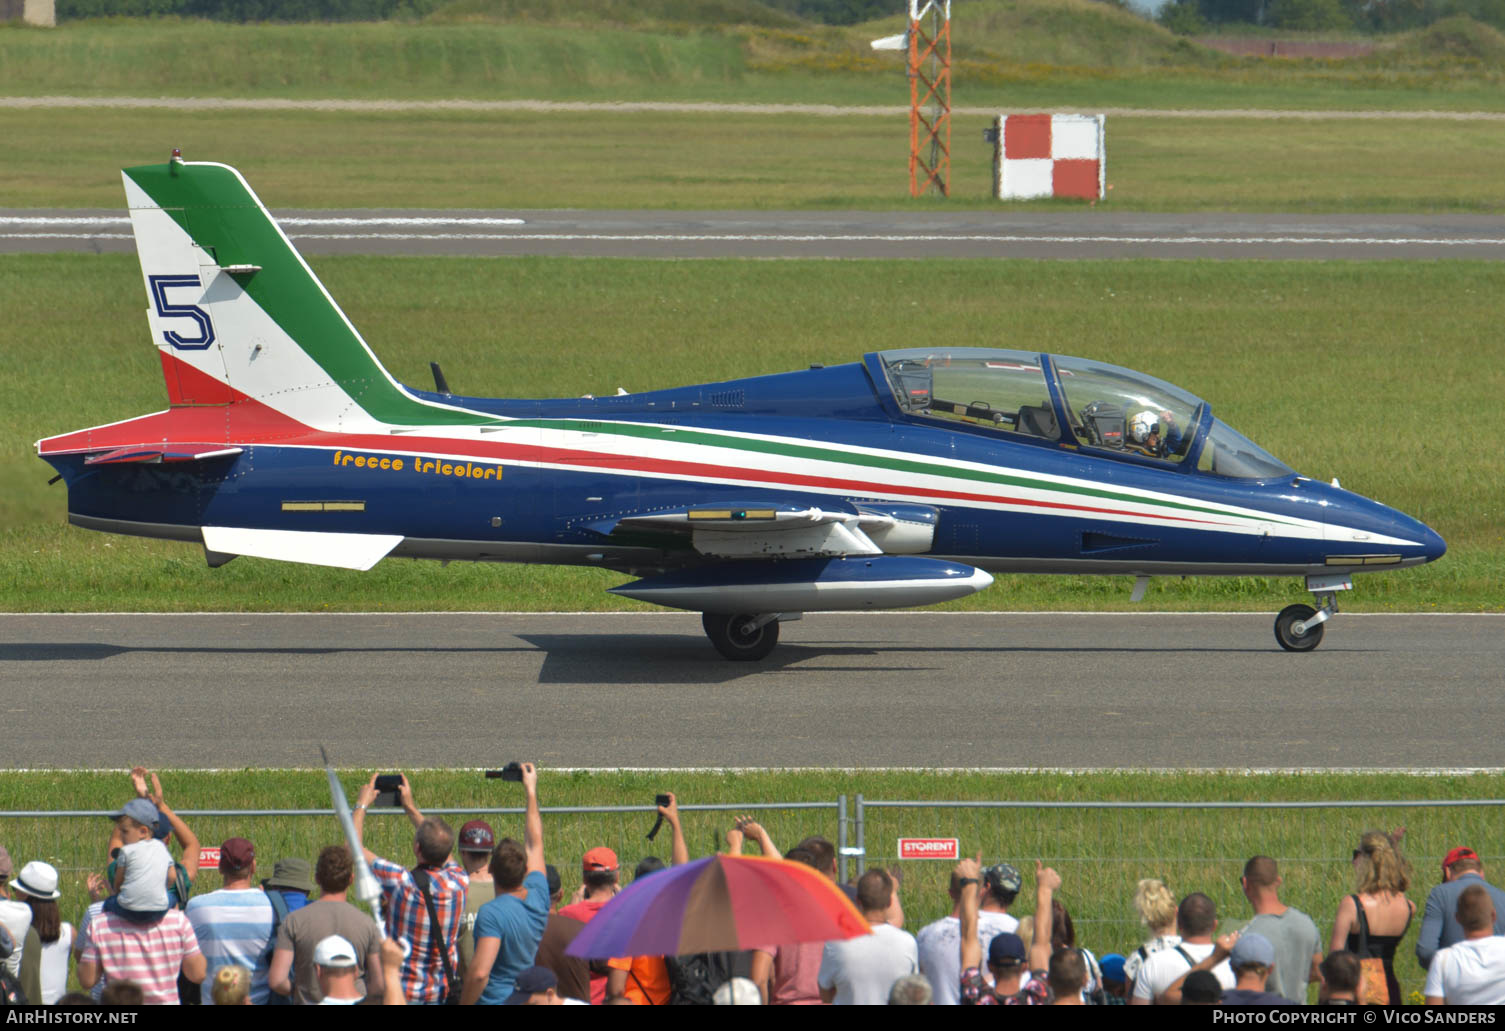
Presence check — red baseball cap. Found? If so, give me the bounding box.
[220,837,255,872]
[582,847,618,872]
[1444,846,1479,868]
[458,820,496,854]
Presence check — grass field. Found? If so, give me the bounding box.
[5,106,1505,212]
[4,3,1505,111]
[4,768,1503,1001]
[4,253,1501,613]
[1,6,1498,1007]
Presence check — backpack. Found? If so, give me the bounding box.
[0,966,25,1006]
[662,951,740,1006]
[263,889,292,1005]
[1080,948,1107,1005]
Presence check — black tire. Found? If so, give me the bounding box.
[702,612,780,662]
[1274,603,1324,652]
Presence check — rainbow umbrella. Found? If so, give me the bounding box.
[565,854,871,958]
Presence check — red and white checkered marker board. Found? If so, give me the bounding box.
[995,113,1105,201]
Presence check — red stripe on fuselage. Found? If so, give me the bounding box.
[38,354,1229,528]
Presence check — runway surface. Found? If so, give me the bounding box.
[6,210,1505,260]
[3,612,1499,770]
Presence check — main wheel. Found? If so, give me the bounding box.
[1274,604,1324,652]
[702,612,780,662]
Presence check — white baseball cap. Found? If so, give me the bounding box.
[313,935,358,969]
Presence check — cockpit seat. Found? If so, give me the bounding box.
[1017,404,1059,440]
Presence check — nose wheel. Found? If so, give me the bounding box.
[1275,578,1345,652]
[702,612,780,661]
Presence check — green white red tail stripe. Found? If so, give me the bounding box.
[123,159,497,428]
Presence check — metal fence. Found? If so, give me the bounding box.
[0,799,852,910]
[854,797,1505,1002]
[4,795,1499,1002]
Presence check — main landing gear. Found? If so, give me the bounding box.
[1274,573,1351,652]
[701,612,793,661]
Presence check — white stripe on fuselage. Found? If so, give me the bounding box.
[230,433,1422,548]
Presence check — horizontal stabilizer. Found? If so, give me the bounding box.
[84,445,244,466]
[200,527,402,571]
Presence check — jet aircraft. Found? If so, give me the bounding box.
[36,156,1446,660]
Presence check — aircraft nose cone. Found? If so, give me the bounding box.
[1422,524,1447,564]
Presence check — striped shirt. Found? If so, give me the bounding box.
[370,857,467,1003]
[78,908,200,1005]
[184,888,275,1004]
[75,901,107,1001]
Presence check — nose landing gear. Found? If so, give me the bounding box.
[1274,573,1351,653]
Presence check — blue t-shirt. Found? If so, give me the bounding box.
[474,871,551,1005]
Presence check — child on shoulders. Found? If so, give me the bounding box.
[104,799,173,924]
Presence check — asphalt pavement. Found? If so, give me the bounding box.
[3,612,1499,770]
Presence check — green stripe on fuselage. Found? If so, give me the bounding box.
[507,418,1301,527]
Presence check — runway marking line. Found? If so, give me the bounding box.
[7,765,1504,773]
[0,215,524,226]
[5,96,1505,121]
[3,610,1497,615]
[6,220,1503,249]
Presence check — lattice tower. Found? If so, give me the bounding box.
[908,0,952,198]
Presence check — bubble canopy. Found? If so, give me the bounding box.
[876,347,1294,480]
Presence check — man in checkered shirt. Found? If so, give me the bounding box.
[352,773,467,1004]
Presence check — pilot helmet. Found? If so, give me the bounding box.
[1129,409,1159,444]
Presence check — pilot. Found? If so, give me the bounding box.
[1128,409,1182,458]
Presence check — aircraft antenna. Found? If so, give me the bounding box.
[907,0,951,197]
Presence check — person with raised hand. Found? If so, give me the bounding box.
[730,815,777,857]
[918,854,1022,1005]
[107,768,201,909]
[957,856,1058,1005]
[353,772,466,1004]
[603,790,690,1005]
[461,762,550,1006]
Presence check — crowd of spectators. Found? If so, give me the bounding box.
[4,771,1505,1007]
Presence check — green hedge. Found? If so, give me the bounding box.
[57,0,443,21]
[1159,0,1505,32]
[54,0,875,24]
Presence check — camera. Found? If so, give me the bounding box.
[372,773,402,808]
[655,794,672,807]
[485,762,524,782]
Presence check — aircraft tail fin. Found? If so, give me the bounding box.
[122,155,489,429]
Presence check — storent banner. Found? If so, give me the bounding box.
[898,838,959,861]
